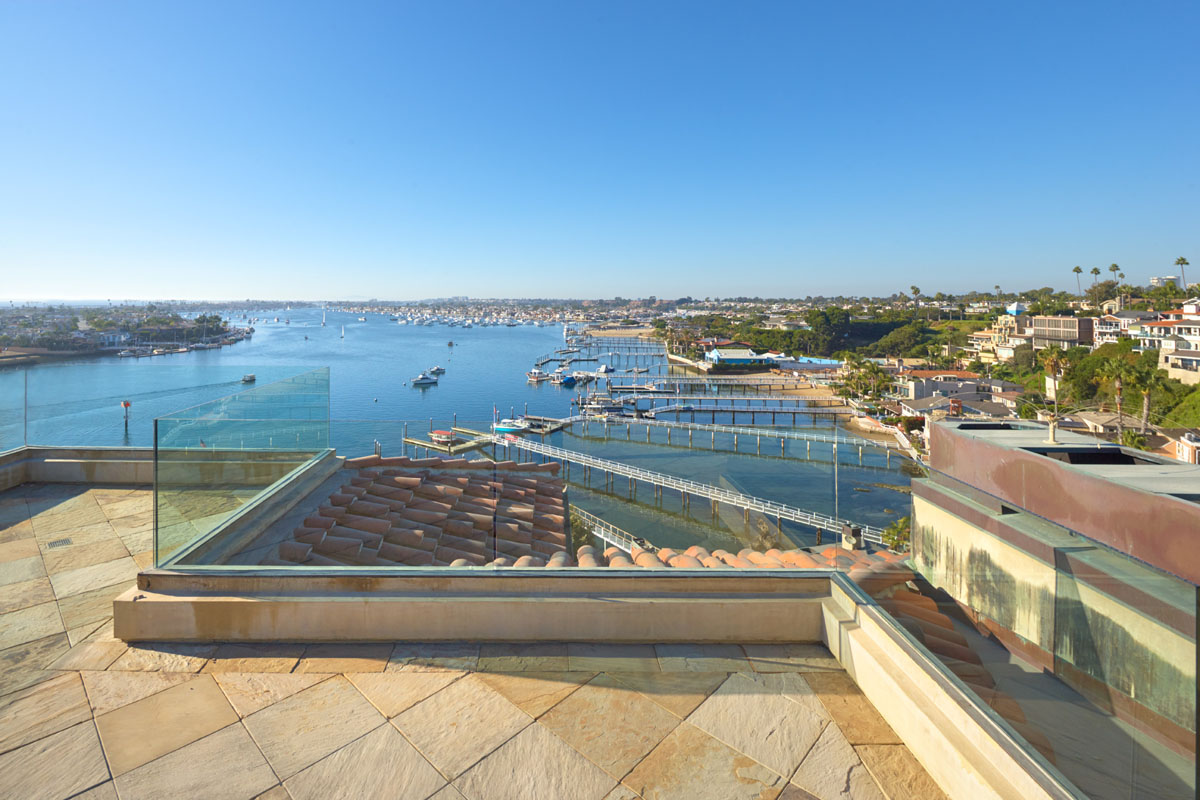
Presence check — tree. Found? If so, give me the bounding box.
[1129,362,1169,434]
[1108,263,1120,282]
[881,516,911,551]
[910,286,921,310]
[994,284,1001,298]
[1038,346,1068,421]
[1097,357,1134,438]
[1072,266,1083,298]
[1090,266,1101,285]
[1176,257,1190,294]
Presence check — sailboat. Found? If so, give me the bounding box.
[340,325,345,339]
[322,310,326,327]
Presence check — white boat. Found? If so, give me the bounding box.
[341,325,345,339]
[526,367,550,383]
[492,417,530,434]
[411,372,438,386]
[242,374,256,383]
[321,310,326,327]
[430,430,457,444]
[596,364,613,374]
[429,365,445,375]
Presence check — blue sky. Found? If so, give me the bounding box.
[1,1,1196,300]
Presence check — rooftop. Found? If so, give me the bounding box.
[0,484,944,800]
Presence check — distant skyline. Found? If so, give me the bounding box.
[1,1,1196,301]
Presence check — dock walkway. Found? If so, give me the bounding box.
[491,436,882,542]
[590,415,903,452]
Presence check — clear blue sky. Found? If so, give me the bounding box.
[1,1,1196,301]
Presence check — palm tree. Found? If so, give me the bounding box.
[1097,357,1133,438]
[910,286,921,311]
[1129,363,1169,434]
[1072,266,1083,298]
[1176,257,1190,294]
[1090,266,1101,285]
[1108,263,1120,281]
[993,285,1001,299]
[1038,345,1067,418]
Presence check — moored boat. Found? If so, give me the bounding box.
[242,374,256,383]
[429,365,445,375]
[429,430,457,444]
[492,417,530,434]
[411,372,438,386]
[526,367,550,383]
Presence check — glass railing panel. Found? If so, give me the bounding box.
[154,368,330,565]
[0,369,25,451]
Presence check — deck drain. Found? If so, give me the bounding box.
[46,538,73,549]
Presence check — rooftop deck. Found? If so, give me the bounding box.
[0,487,943,800]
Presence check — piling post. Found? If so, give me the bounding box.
[756,435,761,454]
[667,428,671,444]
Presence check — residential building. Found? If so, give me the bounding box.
[1093,310,1158,347]
[1029,315,1094,350]
[1150,275,1183,289]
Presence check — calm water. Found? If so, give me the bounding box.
[0,306,910,546]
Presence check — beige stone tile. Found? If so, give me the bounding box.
[0,555,46,588]
[30,496,109,535]
[0,518,34,544]
[346,670,462,718]
[0,633,71,697]
[49,556,138,599]
[430,785,467,800]
[601,786,640,800]
[34,519,117,548]
[119,528,153,556]
[81,670,198,716]
[388,641,480,672]
[67,618,108,646]
[254,787,292,800]
[456,721,615,800]
[476,671,592,718]
[777,786,820,799]
[91,488,141,506]
[95,674,237,775]
[478,642,568,672]
[131,550,154,570]
[392,674,531,778]
[539,673,680,780]
[71,781,119,799]
[57,580,134,630]
[108,641,216,673]
[855,745,948,800]
[567,643,661,673]
[285,722,446,800]
[296,642,392,673]
[99,495,153,520]
[743,643,843,674]
[607,671,729,719]
[0,672,92,753]
[243,675,384,780]
[623,722,785,800]
[790,722,884,800]
[804,672,902,745]
[654,644,750,672]
[0,601,64,651]
[686,672,829,779]
[0,721,111,800]
[41,537,129,575]
[114,722,278,800]
[202,643,306,673]
[46,632,127,671]
[214,672,332,718]
[0,576,54,615]
[0,536,38,563]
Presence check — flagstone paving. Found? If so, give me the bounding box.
[0,484,947,799]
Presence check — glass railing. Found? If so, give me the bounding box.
[153,368,331,565]
[902,463,1197,800]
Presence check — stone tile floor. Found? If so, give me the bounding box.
[0,485,947,800]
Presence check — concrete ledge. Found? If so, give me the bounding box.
[115,571,831,642]
[0,445,154,490]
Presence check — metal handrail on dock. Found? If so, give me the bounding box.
[570,506,648,554]
[594,415,901,451]
[491,436,882,542]
[646,403,854,416]
[615,394,847,404]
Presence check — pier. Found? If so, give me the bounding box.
[570,506,652,554]
[491,436,883,542]
[586,415,903,455]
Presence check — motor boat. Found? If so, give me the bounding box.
[492,417,530,434]
[596,364,613,374]
[411,372,438,386]
[242,374,256,383]
[429,365,446,375]
[429,430,457,445]
[526,367,550,383]
[550,371,576,387]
